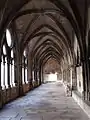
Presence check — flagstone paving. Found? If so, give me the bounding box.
[0,81,89,120]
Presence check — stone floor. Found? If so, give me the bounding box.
[0,81,90,120]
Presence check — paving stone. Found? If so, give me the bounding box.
[10,118,21,120]
[0,118,11,120]
[0,82,89,120]
[0,109,18,118]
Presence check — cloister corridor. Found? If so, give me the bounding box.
[0,81,89,120]
[1,0,90,120]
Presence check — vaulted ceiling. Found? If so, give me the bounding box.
[0,0,89,69]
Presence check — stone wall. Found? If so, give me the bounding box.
[43,59,61,74]
[1,81,41,107]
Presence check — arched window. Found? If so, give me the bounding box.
[3,45,6,55]
[1,44,8,89]
[6,29,12,47]
[1,29,15,89]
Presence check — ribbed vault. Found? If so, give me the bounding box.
[0,0,90,104]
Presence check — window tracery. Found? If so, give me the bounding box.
[1,29,15,89]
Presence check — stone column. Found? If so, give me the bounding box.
[27,57,33,89]
[34,70,38,87]
[3,56,6,88]
[0,58,3,108]
[16,49,24,96]
[36,70,38,85]
[41,66,44,83]
[88,59,90,101]
[82,60,88,100]
[38,67,41,85]
[70,67,73,89]
[7,57,11,88]
[72,66,77,90]
[61,69,63,82]
[24,57,26,84]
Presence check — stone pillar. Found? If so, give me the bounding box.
[39,68,42,85]
[41,66,44,83]
[61,68,63,82]
[63,70,65,82]
[70,67,73,89]
[24,57,26,84]
[34,70,38,87]
[88,59,90,101]
[82,60,88,100]
[72,66,77,90]
[0,58,3,108]
[19,56,24,96]
[16,50,24,96]
[85,58,90,101]
[7,57,11,88]
[37,71,39,84]
[36,70,38,85]
[27,57,33,89]
[3,56,5,88]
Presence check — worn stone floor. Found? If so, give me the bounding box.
[0,81,90,120]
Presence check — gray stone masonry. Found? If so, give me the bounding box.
[0,81,89,120]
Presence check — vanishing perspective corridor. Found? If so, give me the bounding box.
[1,0,90,119]
[0,82,89,120]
